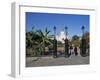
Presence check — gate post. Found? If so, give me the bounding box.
[80,26,87,57]
[64,26,69,57]
[65,38,69,57]
[80,36,87,57]
[53,26,57,58]
[53,38,57,58]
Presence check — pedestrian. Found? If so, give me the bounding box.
[69,45,73,57]
[74,46,78,56]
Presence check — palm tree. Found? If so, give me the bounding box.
[26,26,42,56]
[26,31,38,56]
[26,32,33,48]
[37,27,52,55]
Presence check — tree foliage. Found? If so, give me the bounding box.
[71,35,80,47]
[26,27,53,56]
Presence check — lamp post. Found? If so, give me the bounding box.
[53,26,56,39]
[80,26,87,57]
[65,26,68,38]
[53,26,57,58]
[64,26,69,57]
[81,26,85,37]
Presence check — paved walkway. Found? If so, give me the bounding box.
[26,54,89,67]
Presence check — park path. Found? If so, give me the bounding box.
[26,54,89,67]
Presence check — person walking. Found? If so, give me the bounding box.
[74,46,78,56]
[69,45,73,57]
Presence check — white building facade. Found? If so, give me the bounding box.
[56,31,66,43]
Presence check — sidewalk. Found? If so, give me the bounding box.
[26,53,89,67]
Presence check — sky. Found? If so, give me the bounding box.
[26,12,89,37]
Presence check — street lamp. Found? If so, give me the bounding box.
[65,26,68,38]
[53,26,56,39]
[64,26,69,57]
[80,26,87,57]
[81,26,85,37]
[53,26,57,58]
